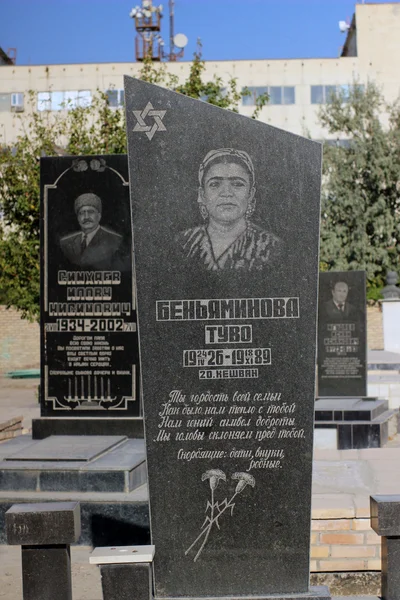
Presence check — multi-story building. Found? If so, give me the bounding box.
[0,2,399,145]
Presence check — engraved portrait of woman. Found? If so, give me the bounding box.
[176,148,282,271]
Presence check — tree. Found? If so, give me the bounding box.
[319,82,400,295]
[0,92,127,319]
[0,50,268,320]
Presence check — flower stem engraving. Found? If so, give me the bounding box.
[185,470,255,561]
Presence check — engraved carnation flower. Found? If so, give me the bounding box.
[201,469,226,490]
[90,158,106,172]
[72,159,88,172]
[231,472,255,494]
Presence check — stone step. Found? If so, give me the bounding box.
[0,487,149,546]
[0,435,146,493]
[314,408,398,450]
[315,398,389,423]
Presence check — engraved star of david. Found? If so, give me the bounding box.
[132,102,167,141]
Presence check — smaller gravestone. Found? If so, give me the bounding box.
[39,155,140,423]
[317,271,367,397]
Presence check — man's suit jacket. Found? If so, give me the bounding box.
[324,299,356,321]
[60,226,122,269]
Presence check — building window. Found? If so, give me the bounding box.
[268,87,282,105]
[37,90,92,111]
[283,86,295,105]
[37,92,51,111]
[324,139,352,148]
[242,86,268,106]
[0,93,11,112]
[11,92,24,111]
[77,90,92,107]
[311,84,364,104]
[200,87,227,103]
[242,86,295,106]
[106,89,124,108]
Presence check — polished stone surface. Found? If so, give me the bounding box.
[381,536,400,600]
[40,154,140,418]
[21,545,73,600]
[4,435,126,461]
[370,495,400,536]
[318,271,367,397]
[315,411,396,450]
[6,501,80,545]
[315,398,387,422]
[0,437,146,492]
[100,563,152,600]
[125,77,322,597]
[32,417,144,439]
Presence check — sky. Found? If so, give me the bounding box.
[0,0,399,65]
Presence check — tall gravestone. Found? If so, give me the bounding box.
[38,155,141,431]
[317,271,367,397]
[125,77,325,598]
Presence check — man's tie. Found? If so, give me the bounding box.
[338,303,344,311]
[81,234,87,254]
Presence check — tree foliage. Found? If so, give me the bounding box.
[319,82,400,293]
[0,50,267,320]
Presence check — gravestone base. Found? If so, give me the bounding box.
[314,398,397,449]
[0,435,146,493]
[32,417,144,439]
[0,495,149,546]
[100,563,152,600]
[21,545,73,600]
[163,588,331,600]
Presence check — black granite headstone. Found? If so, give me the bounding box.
[370,495,400,600]
[317,271,367,397]
[40,155,140,417]
[100,563,152,600]
[125,77,322,597]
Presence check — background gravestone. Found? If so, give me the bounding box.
[317,271,367,397]
[125,77,323,597]
[40,155,140,419]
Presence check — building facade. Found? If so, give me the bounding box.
[0,2,399,145]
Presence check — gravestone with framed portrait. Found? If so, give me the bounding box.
[317,271,367,398]
[314,271,394,450]
[125,77,328,599]
[36,154,142,437]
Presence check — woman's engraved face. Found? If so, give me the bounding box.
[200,162,254,226]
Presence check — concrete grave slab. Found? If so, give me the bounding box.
[4,435,126,462]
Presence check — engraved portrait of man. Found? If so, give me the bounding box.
[324,280,357,321]
[60,193,123,270]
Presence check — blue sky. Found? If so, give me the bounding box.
[0,0,398,65]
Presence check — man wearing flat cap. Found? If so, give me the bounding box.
[60,193,122,269]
